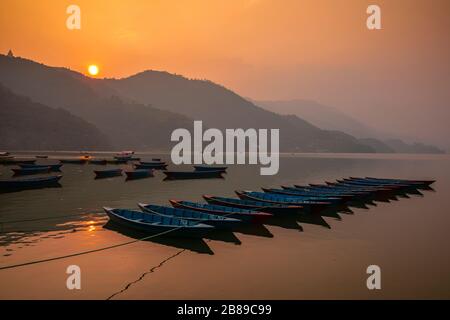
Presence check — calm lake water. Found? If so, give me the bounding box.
[0,152,449,299]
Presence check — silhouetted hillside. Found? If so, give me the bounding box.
[0,55,374,152]
[106,71,373,152]
[384,139,445,154]
[255,99,381,139]
[0,83,110,150]
[0,55,193,150]
[258,99,445,154]
[358,138,395,153]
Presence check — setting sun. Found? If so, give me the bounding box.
[88,64,99,76]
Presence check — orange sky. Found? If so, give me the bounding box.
[1,0,449,147]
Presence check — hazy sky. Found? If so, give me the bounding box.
[1,0,449,147]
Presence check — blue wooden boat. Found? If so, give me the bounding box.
[261,187,345,204]
[287,186,380,204]
[202,195,303,215]
[169,200,272,222]
[106,158,128,164]
[140,161,166,165]
[89,159,108,165]
[94,168,123,179]
[12,166,51,175]
[236,191,330,213]
[60,158,87,164]
[20,163,63,171]
[362,177,435,187]
[114,155,140,161]
[103,207,214,237]
[333,180,402,193]
[125,169,154,179]
[193,165,227,172]
[114,155,132,160]
[340,178,407,188]
[279,186,358,200]
[290,185,377,202]
[139,203,242,229]
[163,170,224,180]
[0,175,62,191]
[325,180,389,189]
[302,184,377,197]
[0,158,36,165]
[286,185,368,196]
[324,181,401,197]
[343,178,425,195]
[135,163,167,170]
[313,182,389,193]
[348,177,432,189]
[238,191,333,205]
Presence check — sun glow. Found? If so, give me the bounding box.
[87,65,99,76]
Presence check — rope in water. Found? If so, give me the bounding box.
[0,226,183,271]
[0,212,105,225]
[0,212,106,233]
[0,208,240,271]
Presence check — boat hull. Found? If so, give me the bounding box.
[94,169,123,179]
[12,166,51,175]
[261,188,345,204]
[106,159,128,164]
[236,191,329,214]
[20,163,63,171]
[60,159,87,164]
[163,170,224,180]
[202,195,303,215]
[89,159,108,165]
[104,208,214,238]
[193,165,228,173]
[170,200,272,223]
[0,159,36,165]
[141,203,242,229]
[135,163,167,170]
[125,169,154,180]
[0,175,62,192]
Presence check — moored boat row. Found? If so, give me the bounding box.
[102,176,435,237]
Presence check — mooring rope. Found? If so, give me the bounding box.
[0,226,183,271]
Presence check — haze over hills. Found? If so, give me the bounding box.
[256,99,445,154]
[0,83,110,150]
[255,99,382,139]
[105,71,372,152]
[0,55,373,153]
[0,54,443,153]
[383,139,444,154]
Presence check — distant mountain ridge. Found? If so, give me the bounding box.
[105,70,373,152]
[0,55,373,152]
[0,55,193,150]
[1,54,441,153]
[256,99,445,154]
[0,83,110,150]
[384,139,444,154]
